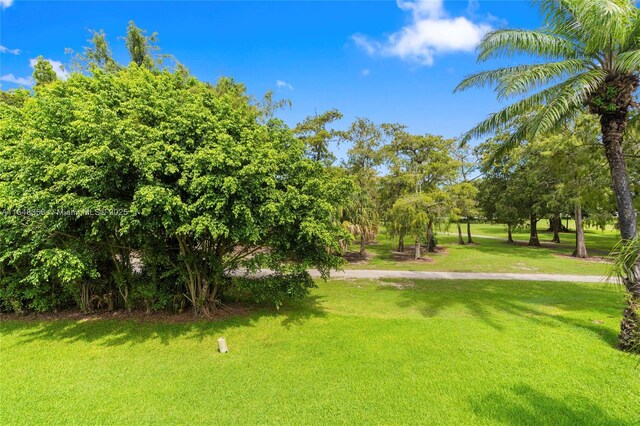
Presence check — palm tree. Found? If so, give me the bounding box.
[390,194,431,259]
[455,0,639,351]
[342,189,379,257]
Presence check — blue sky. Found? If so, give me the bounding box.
[0,1,540,151]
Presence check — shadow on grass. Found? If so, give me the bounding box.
[388,279,623,347]
[0,295,328,348]
[459,238,570,258]
[355,232,581,266]
[472,230,617,255]
[471,384,634,425]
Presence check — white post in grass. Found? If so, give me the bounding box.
[218,337,228,353]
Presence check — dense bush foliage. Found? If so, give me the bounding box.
[0,66,351,315]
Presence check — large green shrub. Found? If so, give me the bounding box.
[0,66,351,315]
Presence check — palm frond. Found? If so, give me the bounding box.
[460,69,605,146]
[455,59,589,96]
[623,10,640,50]
[459,84,560,145]
[615,49,640,73]
[526,69,606,136]
[455,66,527,93]
[477,29,580,62]
[536,0,584,43]
[496,59,592,99]
[606,236,640,288]
[572,0,637,55]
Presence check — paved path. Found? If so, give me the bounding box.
[244,269,616,283]
[241,233,617,284]
[309,270,615,283]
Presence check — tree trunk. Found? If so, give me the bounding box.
[550,215,561,243]
[601,111,640,352]
[528,214,540,246]
[414,238,421,259]
[427,221,436,252]
[466,219,473,244]
[457,223,465,245]
[398,234,404,253]
[359,234,366,257]
[572,201,588,259]
[507,224,514,244]
[547,214,566,243]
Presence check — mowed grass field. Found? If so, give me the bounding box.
[347,222,620,275]
[2,278,638,425]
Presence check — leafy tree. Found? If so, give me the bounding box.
[456,0,640,350]
[294,109,343,165]
[477,176,523,243]
[384,129,460,251]
[341,117,385,185]
[340,118,386,255]
[545,115,614,257]
[0,29,351,316]
[259,91,292,123]
[453,145,479,243]
[32,56,57,87]
[389,194,431,259]
[476,136,540,244]
[449,182,479,245]
[386,131,459,192]
[124,20,158,68]
[82,30,120,72]
[0,89,30,108]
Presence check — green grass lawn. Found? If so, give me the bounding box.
[2,279,638,425]
[469,221,621,252]
[345,222,620,275]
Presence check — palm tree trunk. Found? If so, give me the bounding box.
[528,213,540,246]
[572,201,588,259]
[601,113,639,352]
[457,223,465,245]
[507,224,514,244]
[359,234,366,257]
[466,219,473,244]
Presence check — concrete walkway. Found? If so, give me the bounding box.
[310,270,616,283]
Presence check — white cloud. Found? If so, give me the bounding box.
[0,0,14,9]
[397,0,444,18]
[276,80,294,90]
[361,69,370,77]
[29,57,69,80]
[353,0,494,66]
[0,45,21,55]
[353,34,376,56]
[465,0,480,17]
[0,73,34,86]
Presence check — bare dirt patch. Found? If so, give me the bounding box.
[509,262,538,272]
[390,250,435,262]
[344,251,372,264]
[378,281,416,289]
[389,245,447,262]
